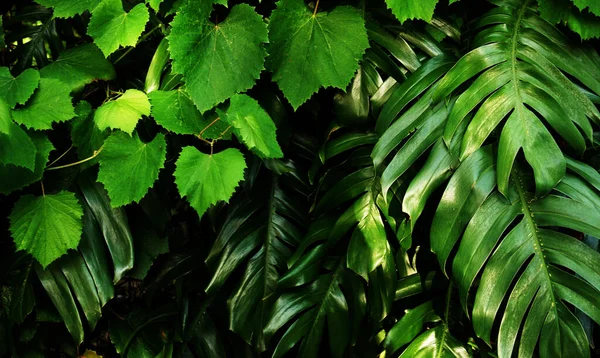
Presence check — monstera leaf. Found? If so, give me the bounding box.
[432,147,600,357]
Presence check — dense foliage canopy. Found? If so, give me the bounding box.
[1,0,600,356]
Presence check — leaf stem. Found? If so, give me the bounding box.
[45,147,104,171]
[313,0,320,16]
[197,117,221,139]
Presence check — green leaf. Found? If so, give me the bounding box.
[572,0,600,16]
[384,0,439,23]
[148,89,204,135]
[221,94,283,159]
[0,121,36,170]
[87,0,150,57]
[0,132,53,195]
[383,301,440,355]
[9,191,83,268]
[538,0,600,40]
[0,67,40,108]
[174,147,246,217]
[267,0,369,109]
[7,261,35,323]
[98,132,166,207]
[168,2,268,112]
[34,0,102,18]
[128,219,168,280]
[94,89,151,134]
[12,78,75,130]
[146,0,164,12]
[40,44,115,90]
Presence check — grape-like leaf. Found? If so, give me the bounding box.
[40,44,115,90]
[9,191,83,268]
[0,121,36,170]
[34,0,102,18]
[12,78,75,130]
[573,0,600,16]
[148,89,204,135]
[384,0,439,23]
[87,0,150,57]
[174,147,246,217]
[146,0,164,12]
[168,2,268,112]
[221,94,283,158]
[94,89,150,134]
[0,132,53,195]
[267,0,369,109]
[538,0,600,39]
[0,67,40,108]
[98,132,166,207]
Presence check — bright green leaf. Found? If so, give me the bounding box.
[0,121,36,170]
[168,2,268,112]
[146,0,164,12]
[94,89,150,134]
[572,0,600,16]
[538,0,600,40]
[34,0,102,18]
[0,133,53,195]
[174,147,246,217]
[9,191,83,268]
[385,0,439,23]
[267,0,369,109]
[40,44,115,90]
[12,78,75,130]
[221,94,283,158]
[98,132,166,207]
[0,67,40,108]
[87,0,150,57]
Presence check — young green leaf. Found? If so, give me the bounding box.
[168,2,268,112]
[87,0,150,57]
[9,191,84,268]
[40,44,115,90]
[97,132,166,207]
[94,89,151,134]
[267,0,369,109]
[0,121,36,170]
[148,89,204,135]
[0,133,53,195]
[384,0,439,23]
[34,0,102,18]
[12,78,75,130]
[221,94,283,158]
[174,147,246,217]
[0,67,40,108]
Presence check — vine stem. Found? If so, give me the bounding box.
[113,24,163,65]
[47,145,73,167]
[197,117,221,139]
[45,147,104,171]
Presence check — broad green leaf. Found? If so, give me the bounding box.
[398,325,469,357]
[40,44,115,90]
[384,301,440,355]
[0,132,53,195]
[87,0,150,57]
[174,147,246,217]
[148,89,204,135]
[9,191,83,268]
[0,98,10,134]
[35,264,84,343]
[0,121,36,170]
[71,101,107,164]
[385,0,439,23]
[128,218,168,280]
[0,67,40,108]
[221,94,283,158]
[34,0,102,18]
[168,2,268,112]
[12,78,75,130]
[78,172,134,283]
[573,0,600,15]
[98,132,166,207]
[94,89,151,134]
[267,0,369,109]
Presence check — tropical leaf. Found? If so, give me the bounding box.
[432,147,600,357]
